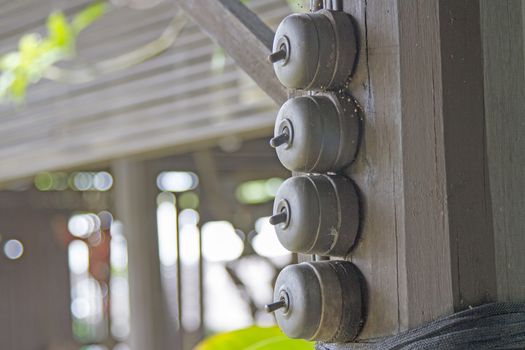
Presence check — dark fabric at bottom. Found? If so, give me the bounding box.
[316,303,525,350]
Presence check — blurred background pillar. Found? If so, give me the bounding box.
[113,159,180,350]
[0,190,73,350]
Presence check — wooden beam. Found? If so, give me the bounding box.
[174,0,288,105]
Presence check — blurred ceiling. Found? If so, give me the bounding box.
[0,0,292,183]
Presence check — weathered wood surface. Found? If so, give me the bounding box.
[481,0,525,302]
[342,0,402,337]
[0,0,289,184]
[438,0,498,312]
[342,0,508,338]
[174,0,288,105]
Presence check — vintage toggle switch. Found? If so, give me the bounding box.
[270,174,360,257]
[269,9,357,90]
[266,261,364,342]
[270,94,360,173]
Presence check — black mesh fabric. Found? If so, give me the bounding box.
[316,303,525,350]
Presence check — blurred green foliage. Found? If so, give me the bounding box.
[194,326,314,350]
[0,1,107,103]
[286,0,310,13]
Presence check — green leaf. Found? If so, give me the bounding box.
[47,11,73,48]
[18,33,41,56]
[9,75,28,101]
[194,327,314,350]
[286,0,309,13]
[0,52,21,70]
[71,1,107,34]
[246,335,313,350]
[0,1,107,104]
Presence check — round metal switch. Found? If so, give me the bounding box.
[270,174,360,257]
[270,10,358,90]
[270,94,361,173]
[266,261,364,342]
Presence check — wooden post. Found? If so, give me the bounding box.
[336,0,525,338]
[113,159,180,350]
[481,0,525,303]
[180,0,525,339]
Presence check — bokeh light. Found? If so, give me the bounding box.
[178,191,199,209]
[252,217,290,258]
[156,194,178,267]
[93,172,114,191]
[235,178,284,204]
[68,240,89,275]
[179,209,200,227]
[156,171,199,192]
[73,172,93,191]
[34,171,113,191]
[202,221,243,262]
[3,239,24,260]
[68,213,101,238]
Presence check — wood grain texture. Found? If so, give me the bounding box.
[341,0,500,338]
[396,0,458,329]
[343,0,403,337]
[439,0,497,311]
[481,0,525,302]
